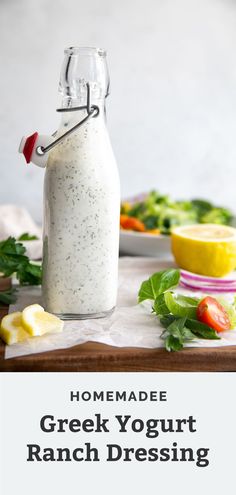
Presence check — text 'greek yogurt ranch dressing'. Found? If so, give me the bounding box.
[42,47,120,318]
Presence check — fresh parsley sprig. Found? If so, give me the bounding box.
[18,233,39,241]
[138,268,220,352]
[0,237,42,286]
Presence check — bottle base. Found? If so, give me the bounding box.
[54,306,115,321]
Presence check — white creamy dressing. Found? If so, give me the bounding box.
[42,109,120,317]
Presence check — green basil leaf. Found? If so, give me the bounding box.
[185,318,220,340]
[138,269,180,302]
[160,314,176,328]
[164,292,199,319]
[167,316,187,340]
[181,327,196,341]
[153,293,170,316]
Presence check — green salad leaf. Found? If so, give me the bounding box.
[217,297,236,329]
[138,269,180,303]
[153,293,170,315]
[138,268,224,352]
[184,319,220,340]
[165,316,188,340]
[161,317,196,352]
[164,292,199,319]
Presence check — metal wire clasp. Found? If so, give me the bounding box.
[36,83,99,156]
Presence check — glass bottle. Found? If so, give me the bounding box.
[42,47,120,319]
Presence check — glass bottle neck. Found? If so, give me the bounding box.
[58,46,110,130]
[59,47,110,101]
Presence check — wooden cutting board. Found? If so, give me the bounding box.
[1,279,236,372]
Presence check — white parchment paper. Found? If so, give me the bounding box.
[5,257,236,359]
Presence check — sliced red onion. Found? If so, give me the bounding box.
[180,278,236,290]
[180,279,236,293]
[181,270,236,285]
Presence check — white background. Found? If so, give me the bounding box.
[0,372,235,494]
[1,0,236,221]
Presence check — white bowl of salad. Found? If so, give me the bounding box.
[119,191,233,258]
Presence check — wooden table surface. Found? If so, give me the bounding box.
[1,301,236,372]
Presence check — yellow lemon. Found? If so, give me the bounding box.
[171,224,236,277]
[22,304,64,337]
[0,312,30,345]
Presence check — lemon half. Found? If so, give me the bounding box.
[22,304,64,337]
[171,224,236,277]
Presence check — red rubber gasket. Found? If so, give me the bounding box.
[23,132,39,163]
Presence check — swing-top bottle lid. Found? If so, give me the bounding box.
[19,133,39,163]
[19,132,54,167]
[19,46,109,166]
